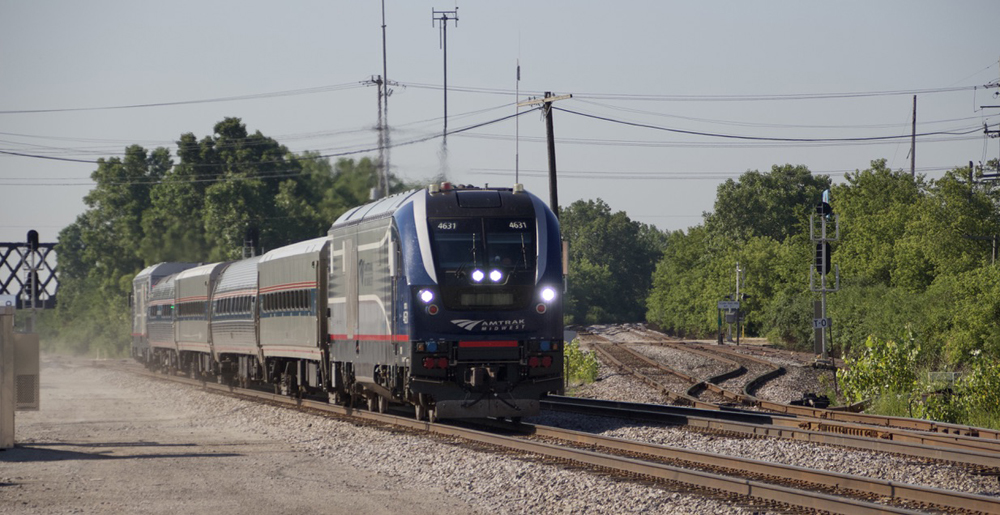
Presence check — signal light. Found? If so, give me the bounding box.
[422,357,435,369]
[541,356,553,368]
[535,303,547,314]
[489,269,502,282]
[436,357,448,369]
[427,304,439,315]
[528,356,540,368]
[419,289,434,303]
[540,287,556,302]
[815,242,832,275]
[471,269,485,283]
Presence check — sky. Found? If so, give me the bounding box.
[2,0,999,247]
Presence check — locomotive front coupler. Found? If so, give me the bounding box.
[464,365,499,389]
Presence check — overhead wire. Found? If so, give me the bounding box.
[551,106,993,144]
[0,107,542,184]
[470,164,956,181]
[0,82,368,115]
[574,98,988,130]
[398,80,981,102]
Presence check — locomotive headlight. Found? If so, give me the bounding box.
[419,289,434,304]
[471,269,485,283]
[540,287,557,303]
[489,269,502,283]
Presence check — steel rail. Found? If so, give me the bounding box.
[114,363,962,515]
[527,423,1000,515]
[584,334,735,408]
[612,328,1000,450]
[543,396,1000,469]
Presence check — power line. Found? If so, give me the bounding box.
[469,164,957,181]
[574,98,990,131]
[397,80,981,102]
[0,80,984,117]
[0,82,367,115]
[455,130,986,149]
[552,106,994,143]
[0,102,518,159]
[0,108,541,178]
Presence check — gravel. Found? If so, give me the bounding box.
[5,358,757,515]
[11,325,994,514]
[527,411,1000,497]
[569,325,1000,498]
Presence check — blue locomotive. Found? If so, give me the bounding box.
[131,183,564,421]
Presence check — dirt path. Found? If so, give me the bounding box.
[1,356,477,515]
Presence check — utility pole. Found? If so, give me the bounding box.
[432,7,458,137]
[911,95,916,178]
[363,75,387,199]
[380,0,391,197]
[517,92,572,219]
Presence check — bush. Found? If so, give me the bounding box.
[563,338,599,386]
[837,335,919,404]
[955,351,1000,428]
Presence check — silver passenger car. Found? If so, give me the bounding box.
[258,236,330,362]
[210,256,261,361]
[131,262,197,362]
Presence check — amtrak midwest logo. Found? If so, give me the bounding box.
[451,318,527,331]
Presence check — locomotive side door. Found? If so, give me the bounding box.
[344,237,358,341]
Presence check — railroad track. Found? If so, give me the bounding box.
[105,361,1000,514]
[580,331,737,407]
[585,326,1000,457]
[543,396,1000,469]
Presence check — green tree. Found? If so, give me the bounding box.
[830,159,923,287]
[54,145,169,354]
[704,164,830,245]
[561,199,667,324]
[52,118,422,356]
[646,226,714,335]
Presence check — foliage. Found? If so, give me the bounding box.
[954,352,1000,428]
[49,118,418,356]
[836,335,920,404]
[703,164,831,245]
[648,166,828,342]
[563,338,600,386]
[830,159,924,288]
[561,199,668,324]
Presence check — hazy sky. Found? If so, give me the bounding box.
[2,1,999,246]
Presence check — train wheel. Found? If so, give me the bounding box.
[377,395,388,414]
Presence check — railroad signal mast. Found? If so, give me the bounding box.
[809,192,839,367]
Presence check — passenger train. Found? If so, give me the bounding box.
[131,183,564,421]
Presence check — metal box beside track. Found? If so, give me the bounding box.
[14,332,39,411]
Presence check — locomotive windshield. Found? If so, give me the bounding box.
[429,217,537,309]
[430,218,535,271]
